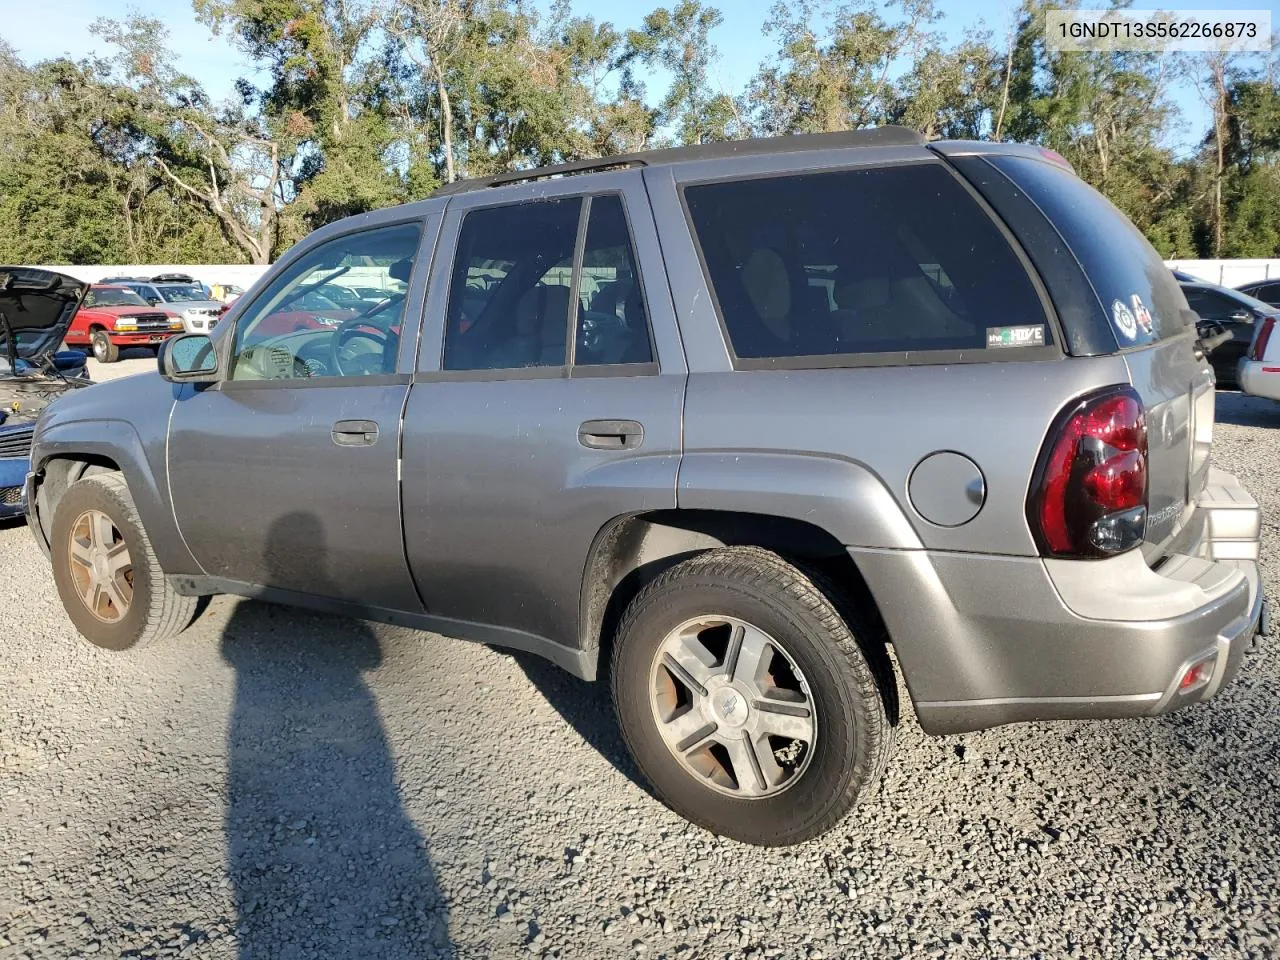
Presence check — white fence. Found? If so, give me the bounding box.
[33,264,271,291]
[1164,259,1280,287]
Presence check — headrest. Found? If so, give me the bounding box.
[835,277,891,311]
[742,248,790,323]
[388,258,413,283]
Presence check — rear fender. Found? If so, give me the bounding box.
[677,452,923,549]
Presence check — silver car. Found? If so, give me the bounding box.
[119,276,224,335]
[28,129,1268,845]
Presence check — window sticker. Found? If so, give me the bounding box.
[1131,294,1154,335]
[985,324,1046,349]
[1112,298,1138,340]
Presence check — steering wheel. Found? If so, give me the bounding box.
[329,317,396,376]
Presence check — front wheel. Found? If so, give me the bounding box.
[611,546,893,846]
[50,473,199,650]
[91,330,119,363]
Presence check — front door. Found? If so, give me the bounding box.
[167,218,434,611]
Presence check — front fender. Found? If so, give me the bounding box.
[677,451,923,549]
[32,418,200,575]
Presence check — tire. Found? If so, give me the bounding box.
[611,546,893,846]
[91,330,119,363]
[49,473,199,651]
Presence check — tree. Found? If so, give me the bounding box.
[747,0,940,136]
[195,0,401,227]
[621,1,742,144]
[90,14,294,264]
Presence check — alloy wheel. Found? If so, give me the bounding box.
[649,615,817,798]
[66,509,134,623]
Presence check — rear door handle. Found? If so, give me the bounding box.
[578,419,644,450]
[332,419,380,446]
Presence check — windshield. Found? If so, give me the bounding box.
[85,287,149,307]
[156,285,207,303]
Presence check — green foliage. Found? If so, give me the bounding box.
[2,1,1279,264]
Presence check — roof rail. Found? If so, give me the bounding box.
[431,126,925,197]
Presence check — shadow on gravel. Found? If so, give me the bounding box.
[1215,389,1280,427]
[512,652,650,794]
[221,512,453,960]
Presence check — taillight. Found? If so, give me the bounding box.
[1028,386,1148,558]
[1250,316,1275,360]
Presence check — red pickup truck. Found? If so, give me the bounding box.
[64,285,184,362]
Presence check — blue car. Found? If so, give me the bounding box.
[0,268,92,519]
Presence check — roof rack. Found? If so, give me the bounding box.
[431,126,924,197]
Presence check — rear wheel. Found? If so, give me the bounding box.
[50,473,199,650]
[91,330,119,363]
[611,546,893,846]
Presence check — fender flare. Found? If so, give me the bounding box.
[676,451,923,550]
[32,419,200,574]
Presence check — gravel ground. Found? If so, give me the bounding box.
[2,385,1278,960]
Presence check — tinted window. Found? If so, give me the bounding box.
[684,164,1048,361]
[1184,288,1242,321]
[228,222,421,381]
[991,156,1188,345]
[576,195,653,366]
[443,198,581,371]
[156,284,207,302]
[1255,282,1280,303]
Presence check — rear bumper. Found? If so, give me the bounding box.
[853,467,1264,734]
[1238,359,1280,401]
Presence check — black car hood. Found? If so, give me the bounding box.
[0,267,88,360]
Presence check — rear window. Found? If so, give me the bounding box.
[989,156,1189,346]
[683,163,1050,362]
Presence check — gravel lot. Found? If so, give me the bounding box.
[2,371,1279,960]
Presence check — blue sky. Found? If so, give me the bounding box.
[3,0,1274,154]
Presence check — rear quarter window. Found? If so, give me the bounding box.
[988,156,1190,346]
[682,162,1051,363]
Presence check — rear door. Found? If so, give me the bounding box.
[955,152,1211,560]
[401,173,686,653]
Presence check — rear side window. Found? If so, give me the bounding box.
[989,156,1189,346]
[443,198,581,371]
[683,163,1049,362]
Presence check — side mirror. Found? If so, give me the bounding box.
[1230,310,1253,323]
[159,334,219,383]
[147,296,161,306]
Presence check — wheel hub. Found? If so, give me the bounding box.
[707,679,751,730]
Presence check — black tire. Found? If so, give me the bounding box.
[611,546,893,846]
[50,473,199,651]
[91,330,119,363]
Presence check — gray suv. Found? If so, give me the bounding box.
[25,129,1266,845]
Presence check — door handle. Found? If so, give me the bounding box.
[332,419,380,446]
[578,419,644,450]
